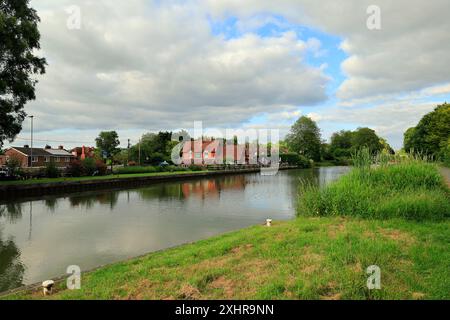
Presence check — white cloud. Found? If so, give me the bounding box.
[26,0,328,137]
[206,0,450,101]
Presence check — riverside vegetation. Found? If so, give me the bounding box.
[3,150,449,300]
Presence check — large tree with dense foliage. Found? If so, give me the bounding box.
[329,130,354,158]
[286,116,322,161]
[351,127,384,154]
[96,131,120,171]
[404,103,450,159]
[130,131,175,165]
[0,0,46,147]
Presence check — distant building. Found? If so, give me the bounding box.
[3,145,75,168]
[71,146,95,160]
[181,139,251,165]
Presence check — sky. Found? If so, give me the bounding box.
[8,0,450,150]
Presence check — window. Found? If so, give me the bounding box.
[45,157,50,163]
[32,156,38,163]
[194,152,202,159]
[65,157,70,162]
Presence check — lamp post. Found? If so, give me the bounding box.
[29,115,34,168]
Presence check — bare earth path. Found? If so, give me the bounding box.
[440,166,450,188]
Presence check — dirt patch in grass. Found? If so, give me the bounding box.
[318,282,341,300]
[178,284,202,300]
[412,292,425,300]
[378,228,416,246]
[209,276,235,299]
[327,222,347,239]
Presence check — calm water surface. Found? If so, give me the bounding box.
[0,167,349,291]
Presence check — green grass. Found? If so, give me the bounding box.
[2,161,449,300]
[0,170,209,186]
[298,162,450,221]
[3,217,449,300]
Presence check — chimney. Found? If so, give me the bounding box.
[24,144,29,148]
[58,145,64,150]
[45,145,52,149]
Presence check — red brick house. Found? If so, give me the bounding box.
[71,146,95,160]
[3,146,75,168]
[181,139,252,165]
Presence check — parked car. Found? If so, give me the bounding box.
[0,167,11,180]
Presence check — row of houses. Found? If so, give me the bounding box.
[181,139,272,165]
[0,145,95,168]
[0,140,272,168]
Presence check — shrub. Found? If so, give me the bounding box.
[67,160,83,177]
[95,160,107,176]
[189,165,203,171]
[82,158,97,176]
[115,166,158,175]
[280,153,311,168]
[6,156,22,177]
[45,161,60,178]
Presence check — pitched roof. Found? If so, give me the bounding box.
[10,147,74,157]
[46,149,73,156]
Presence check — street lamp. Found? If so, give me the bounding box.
[29,115,34,168]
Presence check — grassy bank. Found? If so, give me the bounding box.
[298,162,450,221]
[3,161,449,300]
[4,217,449,300]
[0,170,209,186]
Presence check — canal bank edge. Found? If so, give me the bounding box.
[0,166,300,200]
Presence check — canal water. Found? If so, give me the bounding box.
[0,167,349,292]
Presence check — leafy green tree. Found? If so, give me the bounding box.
[403,103,450,158]
[0,0,46,147]
[130,131,174,165]
[286,116,322,161]
[95,131,120,171]
[351,127,383,154]
[329,130,353,158]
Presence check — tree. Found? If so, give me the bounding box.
[0,0,46,147]
[329,130,353,158]
[286,116,322,161]
[351,127,383,154]
[95,131,120,172]
[130,131,174,165]
[403,103,450,158]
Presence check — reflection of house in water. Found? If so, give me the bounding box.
[181,176,247,199]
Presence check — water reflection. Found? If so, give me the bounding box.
[0,167,349,290]
[0,203,23,223]
[0,231,25,292]
[69,192,119,210]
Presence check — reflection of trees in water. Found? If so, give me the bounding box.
[69,192,119,210]
[44,198,58,213]
[138,184,183,201]
[0,203,23,223]
[0,231,24,292]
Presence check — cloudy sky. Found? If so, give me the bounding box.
[10,0,450,149]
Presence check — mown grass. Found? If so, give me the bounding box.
[298,160,450,221]
[3,217,449,300]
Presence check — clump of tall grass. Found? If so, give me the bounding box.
[298,151,450,221]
